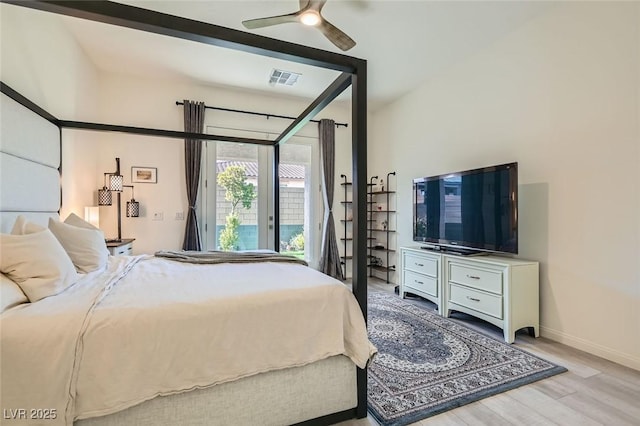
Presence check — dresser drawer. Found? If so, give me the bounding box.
[449,263,502,295]
[108,243,133,256]
[449,283,503,319]
[403,270,438,297]
[113,245,132,256]
[404,253,438,277]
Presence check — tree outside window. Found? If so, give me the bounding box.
[217,165,256,251]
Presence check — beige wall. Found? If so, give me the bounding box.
[371,2,640,370]
[0,4,353,257]
[93,73,351,255]
[0,3,102,222]
[0,5,99,120]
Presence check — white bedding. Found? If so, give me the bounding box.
[0,255,375,426]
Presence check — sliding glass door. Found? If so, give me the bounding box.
[278,140,321,265]
[200,128,321,266]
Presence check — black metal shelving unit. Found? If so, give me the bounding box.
[339,174,351,278]
[340,176,377,280]
[367,172,396,283]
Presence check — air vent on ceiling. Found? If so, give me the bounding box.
[269,69,301,87]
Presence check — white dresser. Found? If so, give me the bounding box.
[400,247,539,343]
[399,248,443,311]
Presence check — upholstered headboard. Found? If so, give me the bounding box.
[0,91,61,233]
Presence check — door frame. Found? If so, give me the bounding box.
[199,125,321,265]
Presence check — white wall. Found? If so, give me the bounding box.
[86,73,352,255]
[0,3,355,259]
[371,2,640,370]
[0,4,101,221]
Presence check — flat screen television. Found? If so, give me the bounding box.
[413,162,518,255]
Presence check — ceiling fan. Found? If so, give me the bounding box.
[242,0,356,51]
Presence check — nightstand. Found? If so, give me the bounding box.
[106,239,135,256]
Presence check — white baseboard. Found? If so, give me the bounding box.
[540,326,640,371]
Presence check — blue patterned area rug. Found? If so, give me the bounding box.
[367,291,567,426]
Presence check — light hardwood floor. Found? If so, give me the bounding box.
[339,279,640,426]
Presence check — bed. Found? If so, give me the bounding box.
[0,55,371,426]
[1,252,374,426]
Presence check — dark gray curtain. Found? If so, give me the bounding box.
[182,100,205,251]
[319,119,344,280]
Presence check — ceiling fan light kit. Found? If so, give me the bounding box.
[242,0,356,51]
[300,10,321,26]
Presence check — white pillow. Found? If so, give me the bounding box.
[0,273,28,313]
[11,215,46,235]
[0,230,79,302]
[48,218,109,273]
[64,212,99,230]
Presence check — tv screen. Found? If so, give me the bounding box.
[413,162,518,254]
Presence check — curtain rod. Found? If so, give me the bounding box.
[175,101,348,128]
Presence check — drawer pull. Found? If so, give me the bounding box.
[467,274,480,280]
[415,262,424,267]
[467,296,481,302]
[415,280,424,285]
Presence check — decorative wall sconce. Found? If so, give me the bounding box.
[97,158,140,241]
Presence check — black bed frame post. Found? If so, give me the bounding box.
[115,157,122,241]
[351,61,368,419]
[273,144,280,251]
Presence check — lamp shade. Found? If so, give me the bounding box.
[84,206,100,227]
[126,199,140,217]
[98,187,112,206]
[109,174,123,191]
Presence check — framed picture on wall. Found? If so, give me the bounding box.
[132,166,157,183]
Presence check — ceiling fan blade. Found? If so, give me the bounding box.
[309,0,328,12]
[242,12,299,30]
[318,19,356,51]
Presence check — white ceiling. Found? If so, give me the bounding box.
[58,1,555,108]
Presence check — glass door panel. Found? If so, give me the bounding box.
[279,140,320,265]
[202,125,273,251]
[214,141,259,251]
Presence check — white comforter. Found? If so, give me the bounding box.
[0,255,375,425]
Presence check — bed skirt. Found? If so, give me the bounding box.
[75,355,356,426]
